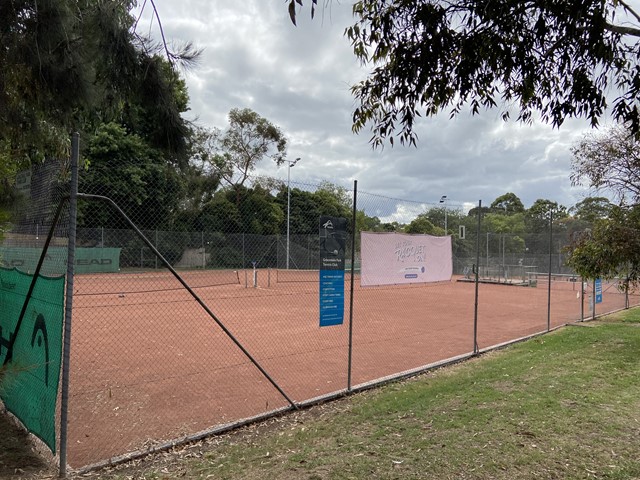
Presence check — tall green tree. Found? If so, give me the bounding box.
[78,123,186,230]
[569,197,614,225]
[567,205,640,284]
[213,108,288,191]
[490,193,526,215]
[0,0,198,163]
[276,182,352,236]
[290,1,640,147]
[404,214,441,235]
[568,126,640,283]
[571,125,640,205]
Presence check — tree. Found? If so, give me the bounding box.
[404,214,441,235]
[568,126,640,283]
[1,0,199,241]
[569,197,614,224]
[468,205,490,218]
[571,125,640,205]
[527,199,568,224]
[567,205,640,284]
[78,123,186,230]
[490,193,525,215]
[275,182,352,236]
[213,108,288,190]
[0,0,198,164]
[178,126,225,216]
[290,1,640,147]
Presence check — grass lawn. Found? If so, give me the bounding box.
[3,308,640,479]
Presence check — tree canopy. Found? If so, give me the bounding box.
[290,0,640,147]
[571,125,640,205]
[0,0,198,168]
[212,108,288,189]
[490,193,525,215]
[567,126,640,284]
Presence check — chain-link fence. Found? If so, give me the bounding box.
[0,149,72,464]
[1,145,638,475]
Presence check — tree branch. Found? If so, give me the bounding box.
[618,0,640,25]
[148,0,173,65]
[604,21,640,37]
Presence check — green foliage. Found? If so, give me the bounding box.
[567,205,640,283]
[568,126,640,282]
[485,212,525,233]
[215,109,288,189]
[571,125,640,205]
[198,194,242,233]
[295,1,640,147]
[467,205,490,217]
[404,214,440,235]
[287,0,318,26]
[355,211,401,233]
[490,192,525,215]
[78,123,186,230]
[0,0,197,179]
[569,196,613,224]
[525,199,568,233]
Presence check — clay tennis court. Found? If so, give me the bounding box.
[65,269,633,468]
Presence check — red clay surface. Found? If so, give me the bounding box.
[66,270,637,468]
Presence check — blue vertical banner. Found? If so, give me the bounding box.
[595,278,603,304]
[319,216,347,327]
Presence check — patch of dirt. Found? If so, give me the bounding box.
[0,410,57,479]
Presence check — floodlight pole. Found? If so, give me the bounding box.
[440,195,448,234]
[286,157,301,269]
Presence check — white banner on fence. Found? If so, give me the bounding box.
[360,232,452,286]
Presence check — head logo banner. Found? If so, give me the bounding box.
[360,232,452,286]
[0,267,64,453]
[319,216,347,327]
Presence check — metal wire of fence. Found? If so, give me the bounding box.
[1,147,638,475]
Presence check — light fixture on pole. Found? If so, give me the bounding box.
[286,157,301,269]
[439,195,448,234]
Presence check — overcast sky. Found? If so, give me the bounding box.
[136,1,612,219]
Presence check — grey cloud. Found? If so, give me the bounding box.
[141,0,599,215]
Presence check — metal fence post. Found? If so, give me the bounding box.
[202,231,205,269]
[581,276,585,322]
[155,230,158,269]
[592,279,596,319]
[59,133,79,477]
[626,277,630,309]
[347,180,357,391]
[547,209,553,331]
[473,200,482,354]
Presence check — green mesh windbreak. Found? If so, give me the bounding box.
[0,247,121,274]
[0,267,65,453]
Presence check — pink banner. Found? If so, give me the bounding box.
[360,232,452,286]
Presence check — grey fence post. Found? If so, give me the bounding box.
[486,232,489,268]
[155,230,158,269]
[59,133,79,477]
[202,231,205,269]
[592,280,596,319]
[581,276,585,322]
[547,209,553,331]
[473,200,482,354]
[347,180,357,391]
[626,277,630,309]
